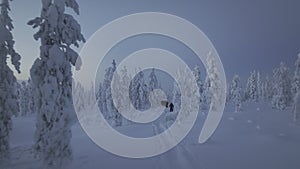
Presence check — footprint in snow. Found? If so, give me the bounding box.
[228,117,235,121]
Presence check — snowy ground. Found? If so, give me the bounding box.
[2,103,300,169]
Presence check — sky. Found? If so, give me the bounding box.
[9,0,300,83]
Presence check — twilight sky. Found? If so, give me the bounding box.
[9,0,300,82]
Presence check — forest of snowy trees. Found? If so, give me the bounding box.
[19,54,300,119]
[68,54,300,127]
[0,0,300,168]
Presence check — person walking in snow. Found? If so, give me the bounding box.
[165,101,169,108]
[169,102,174,112]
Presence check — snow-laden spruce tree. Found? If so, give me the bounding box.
[292,54,300,99]
[86,82,96,109]
[19,81,29,116]
[206,52,222,112]
[173,67,198,120]
[129,68,141,109]
[294,90,300,121]
[148,68,158,91]
[292,54,300,121]
[271,62,292,110]
[172,81,181,113]
[230,75,242,112]
[97,82,107,117]
[101,60,116,119]
[138,71,150,110]
[257,71,262,101]
[244,71,258,102]
[73,82,85,112]
[202,75,211,110]
[193,65,205,109]
[119,66,131,112]
[27,0,85,167]
[27,78,36,114]
[148,68,161,108]
[105,60,118,120]
[111,65,122,126]
[20,80,35,116]
[97,59,122,125]
[262,75,273,102]
[0,0,21,159]
[130,69,141,110]
[129,69,149,110]
[109,66,132,125]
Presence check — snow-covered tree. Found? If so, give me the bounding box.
[193,65,205,109]
[148,68,158,91]
[19,81,29,116]
[206,52,222,112]
[202,75,211,110]
[291,54,300,100]
[139,70,149,110]
[230,75,242,112]
[87,82,96,109]
[97,81,106,115]
[174,67,194,120]
[291,54,300,121]
[27,78,36,114]
[244,71,258,102]
[140,73,150,110]
[100,60,116,119]
[119,66,131,112]
[27,0,85,167]
[73,82,85,112]
[19,80,35,116]
[129,68,150,111]
[0,0,21,159]
[172,81,181,112]
[271,62,292,110]
[262,75,273,102]
[146,68,160,109]
[14,82,21,117]
[106,60,117,120]
[129,70,140,110]
[111,66,123,126]
[97,60,122,126]
[257,71,263,101]
[293,91,300,121]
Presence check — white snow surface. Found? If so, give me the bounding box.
[2,102,300,169]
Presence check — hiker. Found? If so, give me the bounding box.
[165,101,169,108]
[160,100,173,112]
[169,102,174,112]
